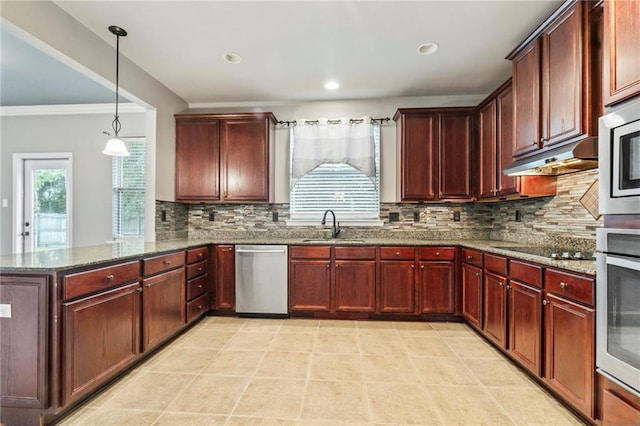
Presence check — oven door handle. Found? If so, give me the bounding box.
[606,254,640,271]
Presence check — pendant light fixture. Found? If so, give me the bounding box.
[102,25,130,157]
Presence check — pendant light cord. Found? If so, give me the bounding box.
[112,32,121,137]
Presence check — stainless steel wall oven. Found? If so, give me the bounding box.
[596,228,640,395]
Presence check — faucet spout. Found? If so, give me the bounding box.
[321,209,341,238]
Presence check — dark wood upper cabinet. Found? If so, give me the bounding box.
[476,81,556,201]
[175,118,220,201]
[394,108,474,202]
[175,113,276,203]
[508,0,601,158]
[603,0,640,105]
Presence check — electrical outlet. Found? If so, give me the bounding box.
[515,210,522,222]
[413,210,420,222]
[389,212,400,222]
[453,211,461,222]
[161,210,167,222]
[272,211,279,222]
[208,211,215,221]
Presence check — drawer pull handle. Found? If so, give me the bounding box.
[106,274,115,281]
[560,282,568,289]
[145,283,152,288]
[197,268,203,272]
[467,255,473,260]
[476,273,481,277]
[163,260,172,265]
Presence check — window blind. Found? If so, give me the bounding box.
[112,139,145,238]
[290,125,380,221]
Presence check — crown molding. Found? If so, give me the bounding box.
[0,103,145,117]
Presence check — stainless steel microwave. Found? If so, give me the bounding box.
[599,101,640,215]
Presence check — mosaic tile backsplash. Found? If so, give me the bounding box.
[156,169,602,250]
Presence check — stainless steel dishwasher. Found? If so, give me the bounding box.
[235,245,288,317]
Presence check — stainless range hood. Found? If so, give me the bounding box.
[503,137,598,176]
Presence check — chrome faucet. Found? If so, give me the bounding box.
[321,209,341,238]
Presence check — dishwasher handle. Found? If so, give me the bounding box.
[236,248,287,254]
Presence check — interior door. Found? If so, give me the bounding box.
[21,157,72,253]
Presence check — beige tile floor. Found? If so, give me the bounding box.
[59,317,587,426]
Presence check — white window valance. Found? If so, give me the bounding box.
[291,117,375,188]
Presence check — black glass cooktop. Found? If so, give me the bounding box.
[501,246,593,260]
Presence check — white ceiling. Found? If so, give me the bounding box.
[5,1,563,107]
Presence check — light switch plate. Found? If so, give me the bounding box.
[0,304,11,318]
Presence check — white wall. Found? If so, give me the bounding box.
[0,112,145,255]
[190,95,485,203]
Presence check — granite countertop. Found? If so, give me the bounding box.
[0,238,597,276]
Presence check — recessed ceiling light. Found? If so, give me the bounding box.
[417,42,439,55]
[324,81,339,90]
[223,52,242,64]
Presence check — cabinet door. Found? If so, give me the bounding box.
[379,261,415,313]
[63,282,141,405]
[542,1,583,146]
[215,245,236,310]
[0,276,48,408]
[175,119,220,201]
[513,40,541,157]
[496,83,518,197]
[220,118,271,202]
[289,260,331,312]
[483,271,507,349]
[478,100,497,199]
[397,112,438,201]
[462,263,483,329]
[603,0,640,105]
[439,112,472,199]
[334,260,376,312]
[508,280,542,376]
[419,261,455,314]
[544,293,595,418]
[142,268,185,352]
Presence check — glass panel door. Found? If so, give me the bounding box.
[23,158,71,252]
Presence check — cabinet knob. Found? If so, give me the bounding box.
[197,305,202,309]
[198,268,203,272]
[137,287,143,293]
[163,260,172,265]
[532,141,537,145]
[421,265,425,269]
[198,285,203,289]
[106,274,115,281]
[198,253,203,258]
[411,264,415,269]
[543,300,549,306]
[326,263,330,268]
[435,252,440,256]
[475,272,481,277]
[560,282,568,289]
[506,284,511,290]
[395,251,400,256]
[467,255,473,260]
[145,283,152,288]
[499,282,504,287]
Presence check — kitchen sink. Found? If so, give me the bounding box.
[302,239,365,244]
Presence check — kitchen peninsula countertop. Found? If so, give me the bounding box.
[0,238,597,275]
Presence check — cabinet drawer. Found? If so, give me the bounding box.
[186,260,208,280]
[510,260,542,288]
[335,246,376,260]
[462,248,483,267]
[187,274,208,301]
[484,254,507,276]
[545,269,594,306]
[63,261,140,300]
[380,247,415,260]
[186,292,209,323]
[143,251,185,276]
[290,246,330,259]
[186,246,208,264]
[420,247,455,260]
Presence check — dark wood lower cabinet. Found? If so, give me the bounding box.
[142,268,185,351]
[419,261,455,314]
[214,245,235,311]
[289,260,331,312]
[0,275,49,409]
[507,280,542,376]
[544,293,595,418]
[334,260,376,312]
[379,261,415,313]
[462,263,483,329]
[63,282,141,405]
[483,271,507,348]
